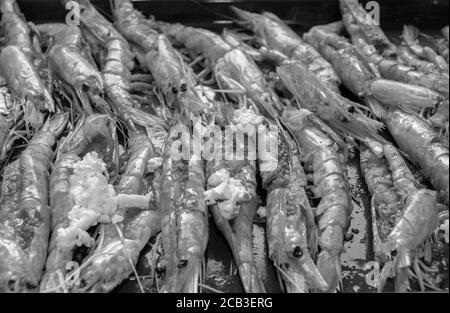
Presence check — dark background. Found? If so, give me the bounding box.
[16,0,450,32]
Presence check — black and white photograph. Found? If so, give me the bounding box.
[0,0,448,301]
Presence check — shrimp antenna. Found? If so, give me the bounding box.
[187,0,235,22]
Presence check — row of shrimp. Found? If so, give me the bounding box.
[153,0,448,292]
[0,0,166,293]
[0,0,447,293]
[152,4,360,292]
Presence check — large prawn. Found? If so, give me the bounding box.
[230,6,341,92]
[304,26,449,205]
[39,114,118,293]
[158,120,208,293]
[338,0,397,58]
[283,109,353,292]
[277,60,386,155]
[36,23,106,115]
[260,116,328,292]
[0,74,26,160]
[0,112,68,292]
[0,0,54,127]
[157,21,283,120]
[304,25,446,116]
[69,0,168,139]
[400,25,449,76]
[102,37,168,138]
[337,4,449,102]
[203,102,267,293]
[75,126,161,293]
[377,145,440,292]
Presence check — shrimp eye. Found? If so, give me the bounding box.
[171,86,178,94]
[390,250,398,257]
[293,246,303,258]
[155,266,166,274]
[81,83,90,93]
[180,83,187,92]
[178,259,188,268]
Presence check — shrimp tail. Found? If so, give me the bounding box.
[315,249,341,292]
[377,259,394,292]
[297,253,329,291]
[369,79,443,113]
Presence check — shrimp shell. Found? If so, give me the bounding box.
[0,113,68,292]
[385,110,449,205]
[283,109,352,292]
[159,123,208,293]
[360,144,402,263]
[0,46,54,113]
[231,6,341,92]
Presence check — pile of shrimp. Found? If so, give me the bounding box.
[0,0,447,293]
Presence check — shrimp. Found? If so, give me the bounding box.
[159,121,208,293]
[0,112,68,292]
[377,144,439,292]
[36,23,105,114]
[0,0,32,53]
[304,26,449,205]
[304,26,449,130]
[0,160,22,289]
[214,48,284,120]
[384,110,449,205]
[157,21,283,120]
[64,0,166,136]
[204,105,266,293]
[397,44,441,76]
[401,25,449,75]
[111,0,159,53]
[0,0,54,126]
[111,0,208,117]
[261,118,328,292]
[338,0,397,57]
[75,126,161,293]
[283,109,352,292]
[433,26,449,63]
[360,143,403,265]
[277,60,386,153]
[304,26,446,110]
[64,0,125,47]
[145,34,203,114]
[338,8,449,100]
[158,22,232,68]
[102,38,168,141]
[39,114,118,293]
[230,6,341,92]
[219,23,386,154]
[222,28,291,66]
[0,75,24,160]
